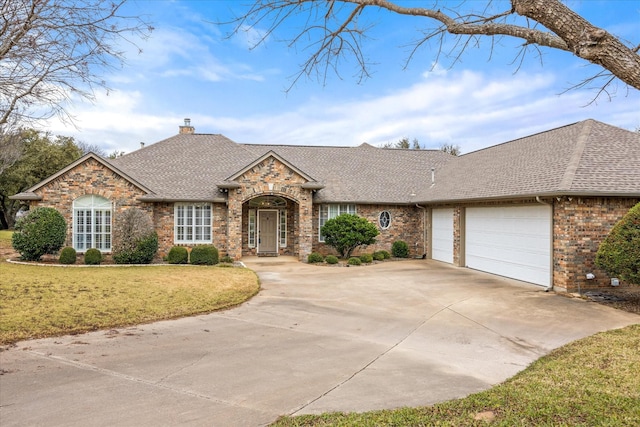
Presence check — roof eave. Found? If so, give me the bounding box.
[137,195,227,203]
[9,192,42,201]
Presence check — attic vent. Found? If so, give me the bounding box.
[179,118,195,135]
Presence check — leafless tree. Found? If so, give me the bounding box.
[229,0,640,96]
[1,0,152,129]
[440,143,461,156]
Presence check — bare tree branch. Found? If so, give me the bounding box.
[226,0,640,95]
[0,0,153,128]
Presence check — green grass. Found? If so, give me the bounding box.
[0,229,11,245]
[272,324,640,426]
[0,231,259,344]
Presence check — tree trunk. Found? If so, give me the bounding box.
[513,0,640,90]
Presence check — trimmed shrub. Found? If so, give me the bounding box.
[167,246,189,264]
[308,252,324,263]
[12,207,66,261]
[112,208,158,264]
[373,251,385,261]
[190,245,219,265]
[392,240,409,258]
[84,248,102,265]
[325,255,339,265]
[595,202,640,285]
[321,214,379,259]
[347,257,362,266]
[359,253,373,263]
[380,250,391,259]
[59,247,77,264]
[220,255,234,264]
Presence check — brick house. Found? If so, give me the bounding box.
[11,119,640,292]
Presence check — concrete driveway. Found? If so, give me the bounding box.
[1,259,637,426]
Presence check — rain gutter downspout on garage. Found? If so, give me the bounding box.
[536,196,554,292]
[416,204,427,258]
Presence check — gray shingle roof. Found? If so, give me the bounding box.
[17,119,635,204]
[419,119,640,202]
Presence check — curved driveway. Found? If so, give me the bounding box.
[1,259,638,426]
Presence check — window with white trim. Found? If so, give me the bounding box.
[73,195,112,252]
[279,209,287,247]
[319,204,356,242]
[174,203,212,244]
[248,209,256,248]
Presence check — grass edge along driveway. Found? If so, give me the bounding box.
[0,260,260,345]
[272,324,640,427]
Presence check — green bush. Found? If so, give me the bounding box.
[220,255,234,264]
[167,246,189,264]
[359,253,373,263]
[380,250,391,259]
[84,248,102,265]
[325,255,339,264]
[112,208,158,264]
[373,251,385,261]
[59,247,77,264]
[12,207,67,261]
[308,252,324,263]
[190,245,219,265]
[392,240,409,258]
[113,233,158,264]
[595,203,640,285]
[321,214,379,259]
[347,257,362,266]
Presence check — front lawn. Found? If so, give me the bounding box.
[0,259,259,345]
[272,324,640,426]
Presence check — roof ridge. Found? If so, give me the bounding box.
[558,120,593,191]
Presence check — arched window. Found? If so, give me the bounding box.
[73,195,112,252]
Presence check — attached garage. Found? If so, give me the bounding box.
[465,205,552,287]
[431,208,454,264]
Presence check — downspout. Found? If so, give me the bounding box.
[416,204,427,258]
[535,196,554,292]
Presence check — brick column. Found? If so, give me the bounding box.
[297,190,313,261]
[227,193,243,260]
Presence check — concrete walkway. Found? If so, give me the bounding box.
[1,259,637,426]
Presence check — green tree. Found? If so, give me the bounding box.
[321,213,379,259]
[382,137,422,150]
[595,203,640,285]
[0,129,83,229]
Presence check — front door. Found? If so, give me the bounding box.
[258,210,278,254]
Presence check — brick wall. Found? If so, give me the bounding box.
[553,197,639,292]
[32,158,150,252]
[311,204,425,258]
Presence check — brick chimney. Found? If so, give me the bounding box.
[179,118,195,134]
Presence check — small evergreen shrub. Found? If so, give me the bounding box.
[190,245,219,265]
[373,251,385,261]
[84,248,102,265]
[359,253,373,263]
[321,214,379,259]
[308,252,324,263]
[59,247,77,264]
[392,240,409,258]
[167,246,189,264]
[12,207,67,261]
[380,250,391,259]
[347,257,362,266]
[220,255,234,264]
[113,233,158,264]
[595,202,640,285]
[325,255,339,264]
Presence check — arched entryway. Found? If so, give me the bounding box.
[243,195,298,257]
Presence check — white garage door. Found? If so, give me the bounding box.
[431,208,454,264]
[465,205,551,287]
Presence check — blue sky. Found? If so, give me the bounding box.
[45,0,640,155]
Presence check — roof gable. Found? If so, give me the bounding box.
[225,150,319,183]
